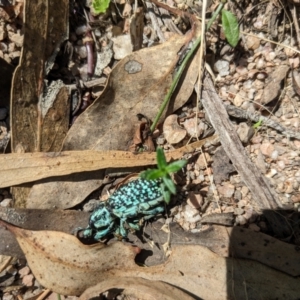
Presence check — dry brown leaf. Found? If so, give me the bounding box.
[80,277,194,300]
[23,17,201,209]
[0,137,217,189]
[63,33,188,152]
[10,0,69,206]
[11,0,69,153]
[2,212,300,279]
[3,221,300,299]
[259,64,289,106]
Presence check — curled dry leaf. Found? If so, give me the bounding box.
[163,114,187,144]
[2,220,300,299]
[259,64,289,106]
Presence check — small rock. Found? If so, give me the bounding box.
[236,215,247,225]
[183,118,203,138]
[256,58,265,69]
[74,45,87,59]
[245,35,260,50]
[182,205,201,223]
[270,150,279,160]
[233,93,244,106]
[112,34,133,60]
[237,199,248,208]
[217,183,235,198]
[2,294,14,300]
[224,206,234,213]
[22,274,34,287]
[196,152,211,169]
[260,142,275,157]
[0,198,12,207]
[237,122,255,143]
[163,115,186,144]
[214,59,230,76]
[18,266,30,278]
[75,25,88,35]
[187,192,203,209]
[8,31,23,47]
[234,207,244,215]
[243,205,253,219]
[291,194,300,203]
[284,180,294,194]
[241,186,249,197]
[265,169,277,178]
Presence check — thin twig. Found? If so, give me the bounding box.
[194,0,207,140]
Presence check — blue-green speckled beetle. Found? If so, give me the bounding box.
[81,178,165,241]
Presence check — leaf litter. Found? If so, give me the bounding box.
[1,3,299,299]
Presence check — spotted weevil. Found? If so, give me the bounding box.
[80,178,165,241]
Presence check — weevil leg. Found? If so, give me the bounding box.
[119,218,129,237]
[93,221,116,240]
[138,205,165,216]
[138,196,164,211]
[127,220,141,231]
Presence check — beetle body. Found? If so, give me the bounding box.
[81,178,165,240]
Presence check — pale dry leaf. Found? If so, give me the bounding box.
[10,0,69,206]
[2,221,300,299]
[260,64,289,106]
[79,277,194,300]
[163,114,187,144]
[0,136,217,189]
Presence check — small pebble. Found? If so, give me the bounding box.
[183,205,201,223]
[75,25,88,35]
[187,192,203,209]
[236,215,247,225]
[18,266,30,278]
[217,184,235,198]
[0,198,12,207]
[22,274,34,287]
[234,207,244,215]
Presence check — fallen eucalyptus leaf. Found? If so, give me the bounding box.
[79,277,195,300]
[10,0,69,206]
[0,136,217,189]
[3,221,300,299]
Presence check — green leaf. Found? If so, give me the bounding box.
[221,9,240,47]
[163,176,176,195]
[156,147,168,169]
[253,118,263,129]
[165,160,187,173]
[92,0,110,14]
[161,184,171,204]
[140,169,165,180]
